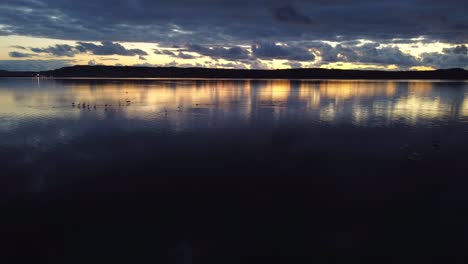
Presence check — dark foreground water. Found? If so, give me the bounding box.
[1,78,468,263]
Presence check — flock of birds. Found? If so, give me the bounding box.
[72,99,132,110]
[71,99,181,116]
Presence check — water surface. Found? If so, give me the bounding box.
[1,78,468,263]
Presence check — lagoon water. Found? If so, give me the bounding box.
[2,78,468,263]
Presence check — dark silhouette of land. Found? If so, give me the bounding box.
[1,65,467,79]
[0,69,37,77]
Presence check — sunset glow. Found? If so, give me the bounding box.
[0,1,466,71]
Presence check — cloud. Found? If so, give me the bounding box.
[425,45,468,68]
[171,62,203,68]
[9,51,35,58]
[154,49,198,59]
[10,45,27,50]
[0,0,466,44]
[242,59,269,70]
[175,52,197,59]
[184,44,250,60]
[154,49,176,56]
[272,5,313,25]
[252,43,315,61]
[283,61,303,69]
[443,45,468,55]
[350,44,419,66]
[27,41,148,57]
[139,56,147,60]
[214,62,248,69]
[87,59,104,66]
[156,42,419,68]
[76,41,147,56]
[31,44,77,57]
[0,0,466,71]
[134,61,204,68]
[133,62,159,67]
[311,43,419,67]
[0,59,74,71]
[99,57,119,61]
[421,49,468,69]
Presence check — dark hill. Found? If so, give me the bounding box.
[0,70,34,77]
[1,65,467,79]
[44,66,468,79]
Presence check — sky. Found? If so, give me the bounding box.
[0,0,467,71]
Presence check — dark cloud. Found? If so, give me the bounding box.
[311,43,419,67]
[244,59,269,70]
[87,59,104,66]
[139,56,147,61]
[31,44,77,57]
[421,48,468,69]
[133,62,159,67]
[133,61,203,68]
[9,51,35,58]
[175,52,197,60]
[443,45,468,55]
[252,43,315,61]
[0,30,11,36]
[154,49,199,59]
[272,5,313,25]
[214,62,248,69]
[172,62,204,68]
[99,57,119,61]
[154,49,176,56]
[10,45,27,50]
[283,61,303,69]
[2,0,465,44]
[76,41,147,56]
[27,42,147,57]
[184,44,250,60]
[381,38,438,45]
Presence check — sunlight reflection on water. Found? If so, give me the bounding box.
[1,79,467,130]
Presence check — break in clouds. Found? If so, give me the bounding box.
[0,0,467,70]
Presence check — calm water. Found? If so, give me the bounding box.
[2,78,468,263]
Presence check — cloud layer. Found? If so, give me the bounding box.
[0,0,466,44]
[25,42,148,57]
[1,1,467,70]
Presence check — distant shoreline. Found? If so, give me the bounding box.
[1,65,467,80]
[2,77,467,83]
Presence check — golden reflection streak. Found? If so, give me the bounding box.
[352,105,370,125]
[0,87,81,119]
[461,96,468,117]
[391,95,447,122]
[255,80,291,120]
[65,80,254,119]
[299,82,321,109]
[389,82,452,122]
[315,81,398,122]
[318,81,397,101]
[407,81,433,95]
[0,80,459,126]
[257,80,291,103]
